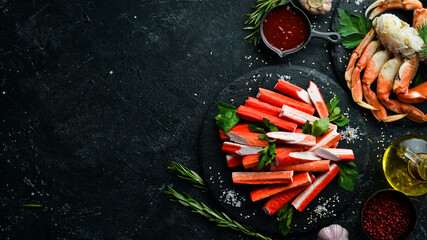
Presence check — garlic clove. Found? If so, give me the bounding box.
[317,224,349,240]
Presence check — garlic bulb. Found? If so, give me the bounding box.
[298,0,333,15]
[317,224,349,240]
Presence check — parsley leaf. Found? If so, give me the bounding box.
[249,118,278,133]
[326,95,350,127]
[257,143,277,169]
[337,8,372,49]
[311,117,330,137]
[250,118,279,169]
[301,118,330,137]
[414,61,427,87]
[336,162,358,191]
[302,120,311,134]
[215,102,240,133]
[277,203,294,236]
[417,23,427,58]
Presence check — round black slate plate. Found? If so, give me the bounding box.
[330,0,427,126]
[199,65,369,235]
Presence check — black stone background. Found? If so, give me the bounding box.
[0,0,425,239]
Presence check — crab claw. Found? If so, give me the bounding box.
[380,99,427,122]
[363,84,407,122]
[397,80,427,103]
[366,0,423,19]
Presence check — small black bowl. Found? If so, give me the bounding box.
[260,1,341,58]
[361,189,417,240]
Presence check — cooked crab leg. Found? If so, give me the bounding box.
[350,40,381,110]
[375,57,427,122]
[366,0,423,19]
[397,81,427,103]
[377,57,402,100]
[362,50,392,85]
[345,29,376,88]
[393,57,419,94]
[363,84,407,122]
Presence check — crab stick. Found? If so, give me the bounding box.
[242,154,261,169]
[242,145,304,169]
[226,154,243,168]
[280,105,338,129]
[250,172,312,202]
[314,148,354,162]
[266,132,316,146]
[271,160,331,172]
[227,131,268,147]
[274,79,313,105]
[275,151,323,166]
[280,104,319,126]
[221,142,263,156]
[229,123,252,133]
[308,129,341,152]
[244,97,282,117]
[232,171,294,185]
[263,173,316,216]
[307,81,329,118]
[219,129,230,140]
[291,163,339,212]
[236,106,297,132]
[257,88,315,115]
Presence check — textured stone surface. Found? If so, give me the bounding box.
[0,0,425,239]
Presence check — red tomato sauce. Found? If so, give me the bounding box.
[262,5,310,53]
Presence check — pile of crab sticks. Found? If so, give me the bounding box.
[218,79,355,215]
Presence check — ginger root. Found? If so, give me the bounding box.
[298,0,333,15]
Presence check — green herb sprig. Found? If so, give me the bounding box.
[168,161,208,191]
[22,204,43,207]
[165,186,273,240]
[249,118,279,169]
[336,161,358,191]
[337,8,372,49]
[327,95,350,127]
[277,203,294,235]
[244,0,288,45]
[302,118,330,137]
[215,102,240,133]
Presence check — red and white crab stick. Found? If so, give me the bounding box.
[250,172,312,202]
[221,142,263,156]
[257,88,316,115]
[226,154,243,168]
[218,129,229,140]
[244,97,282,117]
[271,160,331,172]
[232,171,294,185]
[308,129,341,152]
[275,151,323,166]
[280,105,338,129]
[274,79,313,105]
[242,145,304,169]
[280,104,319,126]
[263,174,316,216]
[307,81,329,118]
[314,147,355,162]
[236,105,297,132]
[266,131,316,146]
[291,163,339,212]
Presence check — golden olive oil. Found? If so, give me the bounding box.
[383,134,427,196]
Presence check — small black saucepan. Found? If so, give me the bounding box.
[260,1,341,57]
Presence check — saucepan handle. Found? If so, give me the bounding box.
[311,30,341,44]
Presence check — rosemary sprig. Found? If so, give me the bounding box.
[165,186,273,240]
[167,161,208,191]
[22,204,43,207]
[244,0,288,45]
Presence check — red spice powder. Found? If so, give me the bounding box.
[362,191,413,240]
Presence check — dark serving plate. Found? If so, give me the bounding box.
[198,65,370,235]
